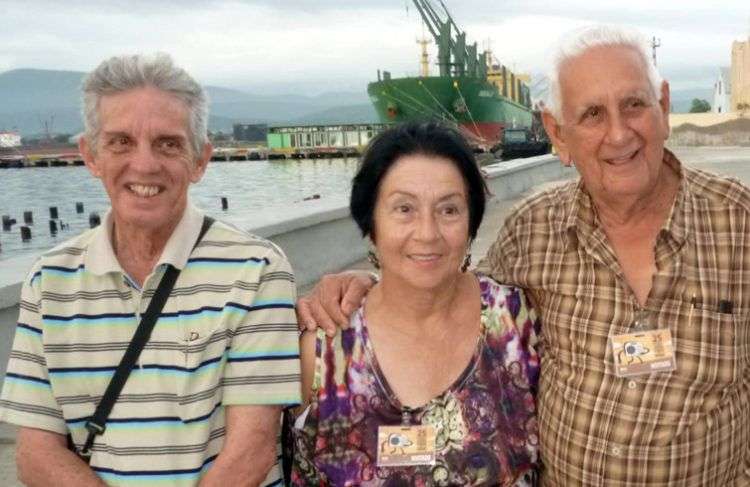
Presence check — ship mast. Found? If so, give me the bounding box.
[416,36,432,77]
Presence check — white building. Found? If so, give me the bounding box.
[0,132,21,148]
[713,67,732,113]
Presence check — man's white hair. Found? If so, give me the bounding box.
[546,24,663,120]
[81,53,209,159]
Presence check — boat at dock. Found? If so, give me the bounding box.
[367,0,533,149]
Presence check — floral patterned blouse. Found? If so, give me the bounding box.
[292,274,541,486]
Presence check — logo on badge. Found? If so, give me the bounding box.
[620,341,650,364]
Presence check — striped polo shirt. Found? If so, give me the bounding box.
[0,204,301,486]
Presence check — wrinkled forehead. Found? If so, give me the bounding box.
[558,45,655,110]
[97,87,191,135]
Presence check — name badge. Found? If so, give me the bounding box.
[611,328,676,377]
[376,425,436,467]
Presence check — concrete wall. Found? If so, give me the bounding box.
[669,112,741,128]
[251,206,367,291]
[0,154,570,374]
[670,128,750,147]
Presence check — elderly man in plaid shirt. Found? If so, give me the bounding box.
[297,24,750,487]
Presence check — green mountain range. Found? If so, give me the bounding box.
[1,68,712,138]
[0,68,377,137]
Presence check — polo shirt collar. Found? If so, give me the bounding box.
[85,203,204,276]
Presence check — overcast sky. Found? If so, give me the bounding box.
[2,0,749,95]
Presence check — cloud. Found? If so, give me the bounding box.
[2,0,749,95]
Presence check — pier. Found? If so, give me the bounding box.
[208,146,361,161]
[2,123,392,167]
[1,146,365,167]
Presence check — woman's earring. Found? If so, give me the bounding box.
[367,249,380,270]
[461,253,471,272]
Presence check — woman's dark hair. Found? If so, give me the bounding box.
[350,121,488,241]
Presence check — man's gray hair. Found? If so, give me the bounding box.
[81,53,209,158]
[546,24,663,120]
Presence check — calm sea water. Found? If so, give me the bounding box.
[0,158,359,262]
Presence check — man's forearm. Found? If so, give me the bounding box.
[16,428,106,487]
[198,405,281,487]
[199,440,275,487]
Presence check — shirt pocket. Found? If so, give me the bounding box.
[673,304,748,389]
[174,320,230,421]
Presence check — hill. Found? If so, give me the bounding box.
[291,103,378,125]
[0,68,375,137]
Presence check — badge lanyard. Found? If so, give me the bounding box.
[367,320,484,468]
[610,308,676,378]
[369,360,438,468]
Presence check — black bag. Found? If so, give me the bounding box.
[280,407,295,485]
[68,216,214,462]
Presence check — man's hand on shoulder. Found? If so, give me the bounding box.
[296,271,376,336]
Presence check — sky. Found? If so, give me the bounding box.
[2,0,749,96]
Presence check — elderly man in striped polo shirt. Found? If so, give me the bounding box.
[298,25,750,486]
[0,54,300,486]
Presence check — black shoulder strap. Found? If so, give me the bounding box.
[78,215,214,459]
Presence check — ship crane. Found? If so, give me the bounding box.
[651,36,661,66]
[410,0,486,79]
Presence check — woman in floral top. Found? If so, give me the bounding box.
[292,122,540,486]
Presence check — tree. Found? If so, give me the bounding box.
[53,133,73,144]
[689,98,711,113]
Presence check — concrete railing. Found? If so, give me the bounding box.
[0,154,572,378]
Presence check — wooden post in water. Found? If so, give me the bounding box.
[89,212,101,228]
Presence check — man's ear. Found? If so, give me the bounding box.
[658,80,671,140]
[190,142,212,183]
[79,135,102,178]
[541,110,572,166]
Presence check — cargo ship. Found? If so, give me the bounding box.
[367,0,533,148]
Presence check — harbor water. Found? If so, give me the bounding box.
[0,158,359,262]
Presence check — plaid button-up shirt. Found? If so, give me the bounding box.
[478,150,750,486]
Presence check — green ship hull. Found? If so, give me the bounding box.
[367,76,533,147]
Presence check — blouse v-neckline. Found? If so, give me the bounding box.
[356,291,488,415]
